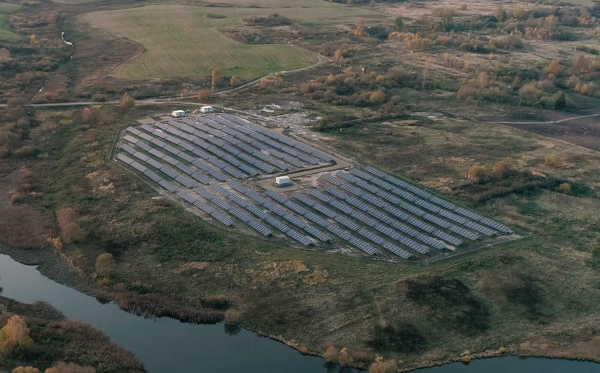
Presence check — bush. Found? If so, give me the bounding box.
[13,367,40,373]
[9,193,24,205]
[0,315,33,356]
[338,347,353,366]
[44,362,95,373]
[323,345,339,362]
[468,165,485,180]
[352,350,371,362]
[493,158,513,174]
[13,146,39,158]
[559,182,571,193]
[299,346,308,354]
[545,154,561,167]
[224,309,242,325]
[369,91,386,104]
[95,253,115,277]
[369,357,397,373]
[62,222,86,244]
[57,208,76,230]
[91,94,108,102]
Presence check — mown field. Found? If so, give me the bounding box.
[82,3,384,80]
[0,2,20,41]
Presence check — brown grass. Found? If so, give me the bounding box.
[0,205,52,250]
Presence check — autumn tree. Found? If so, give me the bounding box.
[62,222,86,244]
[512,5,527,20]
[224,309,242,325]
[57,208,76,230]
[369,0,376,7]
[369,356,397,373]
[0,315,33,356]
[369,90,386,104]
[338,347,354,366]
[95,253,115,278]
[211,69,222,90]
[494,6,506,22]
[468,165,485,180]
[545,153,561,167]
[325,73,336,86]
[559,182,571,193]
[323,345,339,362]
[333,48,345,65]
[119,93,135,107]
[82,108,91,123]
[29,35,36,49]
[197,89,210,101]
[545,60,561,77]
[347,0,354,6]
[0,48,10,63]
[230,76,240,87]
[354,26,365,37]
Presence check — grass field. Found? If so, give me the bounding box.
[0,2,20,41]
[83,4,383,80]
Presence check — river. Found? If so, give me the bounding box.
[0,253,598,373]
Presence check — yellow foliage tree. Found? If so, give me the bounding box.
[325,73,335,86]
[323,345,339,362]
[211,69,222,90]
[369,90,386,104]
[368,356,398,373]
[62,222,85,244]
[559,182,571,193]
[119,93,135,107]
[354,26,365,37]
[29,35,36,49]
[468,165,485,180]
[545,153,560,167]
[338,347,354,366]
[82,108,91,123]
[197,89,211,101]
[0,315,33,356]
[230,76,240,87]
[95,253,115,278]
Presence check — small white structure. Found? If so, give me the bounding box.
[275,176,291,187]
[200,106,214,113]
[171,110,186,118]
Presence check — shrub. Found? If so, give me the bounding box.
[299,346,308,354]
[0,315,33,356]
[369,91,386,104]
[91,94,107,102]
[323,345,339,362]
[9,193,24,205]
[559,182,571,193]
[13,367,40,373]
[62,222,86,244]
[197,89,211,101]
[493,158,513,174]
[119,93,135,107]
[82,108,91,123]
[457,85,476,100]
[368,356,397,373]
[13,146,39,158]
[545,154,560,167]
[468,165,485,180]
[224,309,242,325]
[230,76,240,87]
[338,347,354,366]
[57,208,76,230]
[95,253,115,277]
[352,350,371,362]
[44,362,95,373]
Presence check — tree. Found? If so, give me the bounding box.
[369,356,397,373]
[95,253,115,277]
[394,17,404,32]
[546,60,561,77]
[224,309,242,325]
[325,73,336,86]
[62,222,86,244]
[323,345,339,362]
[369,0,376,7]
[512,5,527,20]
[57,208,76,230]
[347,0,354,6]
[354,26,365,37]
[0,48,10,63]
[82,108,91,123]
[468,165,485,180]
[44,362,95,373]
[119,93,135,107]
[545,153,561,167]
[211,69,222,90]
[13,367,40,373]
[197,89,210,101]
[29,35,36,49]
[0,315,33,356]
[333,48,345,65]
[554,91,566,110]
[338,347,354,366]
[369,91,386,104]
[230,76,240,87]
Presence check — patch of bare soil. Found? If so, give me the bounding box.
[480,109,600,152]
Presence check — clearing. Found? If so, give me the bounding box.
[0,2,20,41]
[82,3,384,80]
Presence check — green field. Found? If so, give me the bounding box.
[83,4,382,80]
[0,2,20,41]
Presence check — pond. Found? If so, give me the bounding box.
[0,254,598,373]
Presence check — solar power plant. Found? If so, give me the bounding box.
[362,166,512,233]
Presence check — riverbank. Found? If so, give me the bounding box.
[0,293,146,373]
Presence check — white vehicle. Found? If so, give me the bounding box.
[171,110,186,118]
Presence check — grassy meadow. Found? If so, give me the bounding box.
[0,2,20,41]
[82,3,384,80]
